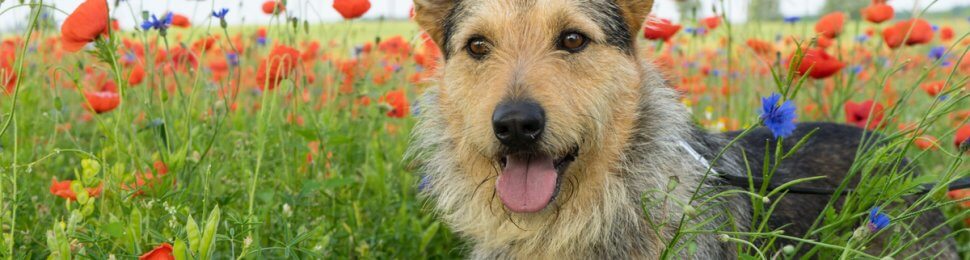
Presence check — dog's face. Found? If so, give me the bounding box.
[415,0,654,215]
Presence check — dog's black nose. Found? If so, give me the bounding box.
[492,101,545,149]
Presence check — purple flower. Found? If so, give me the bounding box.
[759,93,797,138]
[867,207,890,232]
[211,8,229,19]
[929,46,946,60]
[226,53,239,67]
[141,12,173,32]
[784,16,801,24]
[852,65,864,75]
[418,175,430,192]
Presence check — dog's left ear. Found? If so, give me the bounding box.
[614,0,655,37]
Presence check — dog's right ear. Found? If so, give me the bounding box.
[413,0,457,50]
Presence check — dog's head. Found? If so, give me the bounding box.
[414,0,654,215]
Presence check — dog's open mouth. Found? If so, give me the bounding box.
[496,147,578,213]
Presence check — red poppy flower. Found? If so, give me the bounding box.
[139,243,174,260]
[61,0,109,52]
[378,35,411,58]
[913,135,938,151]
[380,90,410,118]
[50,178,103,201]
[255,27,268,39]
[84,90,120,114]
[790,48,844,79]
[940,26,954,42]
[155,47,199,71]
[262,1,285,15]
[883,19,934,49]
[844,100,885,130]
[192,36,218,53]
[643,18,681,41]
[815,12,845,38]
[920,81,945,97]
[123,161,171,197]
[746,39,775,57]
[171,14,191,28]
[111,18,121,32]
[333,0,372,20]
[153,161,169,175]
[701,16,721,30]
[1,48,15,93]
[862,3,894,24]
[949,189,970,208]
[301,41,321,61]
[956,124,970,149]
[257,45,301,90]
[816,36,834,49]
[129,64,145,86]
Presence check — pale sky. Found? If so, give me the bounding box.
[0,0,967,32]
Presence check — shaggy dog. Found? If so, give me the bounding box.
[408,0,960,258]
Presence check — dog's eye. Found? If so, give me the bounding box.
[558,32,589,53]
[466,37,491,59]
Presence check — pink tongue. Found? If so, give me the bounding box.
[496,155,558,213]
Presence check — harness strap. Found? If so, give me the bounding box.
[676,141,970,195]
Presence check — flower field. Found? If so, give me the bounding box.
[0,0,968,259]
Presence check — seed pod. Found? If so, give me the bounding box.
[174,239,188,260]
[72,181,89,205]
[199,206,221,260]
[129,209,143,244]
[186,215,201,255]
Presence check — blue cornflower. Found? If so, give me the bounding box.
[141,12,173,32]
[867,207,890,233]
[123,52,137,63]
[783,16,801,24]
[256,36,268,46]
[855,35,869,43]
[211,8,229,19]
[226,53,240,67]
[759,93,797,138]
[852,65,864,75]
[411,99,421,116]
[928,46,946,60]
[418,175,430,192]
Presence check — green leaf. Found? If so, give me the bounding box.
[418,222,440,252]
[104,222,125,238]
[321,177,355,190]
[53,96,63,111]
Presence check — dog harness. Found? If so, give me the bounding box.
[676,141,970,195]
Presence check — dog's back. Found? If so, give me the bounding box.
[724,122,960,258]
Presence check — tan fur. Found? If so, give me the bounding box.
[409,0,744,258]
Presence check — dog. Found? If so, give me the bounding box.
[408,0,960,258]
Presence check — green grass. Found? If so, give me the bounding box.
[0,3,968,259]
